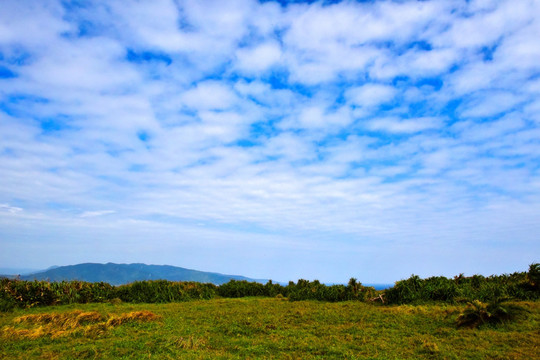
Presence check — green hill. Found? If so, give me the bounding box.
[20,263,267,285]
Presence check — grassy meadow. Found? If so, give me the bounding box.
[1,298,539,359]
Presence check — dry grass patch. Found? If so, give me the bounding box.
[106,310,160,326]
[1,310,160,339]
[169,335,208,350]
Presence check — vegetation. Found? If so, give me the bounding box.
[1,298,538,359]
[1,264,538,311]
[385,264,539,304]
[1,265,538,358]
[115,280,217,303]
[1,309,159,339]
[0,280,115,312]
[0,278,378,310]
[456,298,529,329]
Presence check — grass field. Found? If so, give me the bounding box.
[1,298,538,359]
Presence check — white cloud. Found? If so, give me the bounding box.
[366,117,442,134]
[109,0,185,52]
[460,91,523,118]
[0,0,539,282]
[281,105,352,132]
[346,84,397,108]
[280,1,447,84]
[433,4,507,49]
[0,0,69,48]
[0,204,23,214]
[284,1,442,49]
[370,47,460,80]
[20,37,139,92]
[180,81,239,111]
[405,48,460,75]
[80,210,115,218]
[454,114,527,142]
[494,16,540,72]
[235,42,282,74]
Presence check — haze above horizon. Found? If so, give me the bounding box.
[1,0,539,283]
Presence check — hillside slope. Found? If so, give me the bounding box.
[21,263,267,285]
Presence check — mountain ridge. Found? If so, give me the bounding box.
[18,262,269,286]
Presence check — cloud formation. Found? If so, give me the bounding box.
[1,0,539,282]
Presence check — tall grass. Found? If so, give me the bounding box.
[0,279,117,311]
[385,264,539,304]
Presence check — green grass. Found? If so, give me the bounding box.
[1,298,538,359]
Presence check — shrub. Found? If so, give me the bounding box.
[217,280,265,298]
[528,263,540,290]
[385,275,423,304]
[456,298,528,328]
[0,297,16,312]
[117,280,188,303]
[385,267,540,305]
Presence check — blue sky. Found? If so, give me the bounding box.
[1,0,539,283]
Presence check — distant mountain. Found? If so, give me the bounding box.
[20,263,268,286]
[0,267,41,276]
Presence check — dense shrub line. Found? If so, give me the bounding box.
[385,263,539,304]
[0,277,375,311]
[217,278,377,302]
[0,280,115,312]
[1,264,538,311]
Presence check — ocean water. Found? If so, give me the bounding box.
[365,284,394,290]
[320,283,394,290]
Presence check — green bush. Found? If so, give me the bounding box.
[386,265,539,305]
[456,298,528,328]
[286,279,375,302]
[217,280,266,298]
[528,263,540,290]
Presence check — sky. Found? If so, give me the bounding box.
[1,0,539,284]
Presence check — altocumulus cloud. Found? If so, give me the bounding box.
[0,0,539,283]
